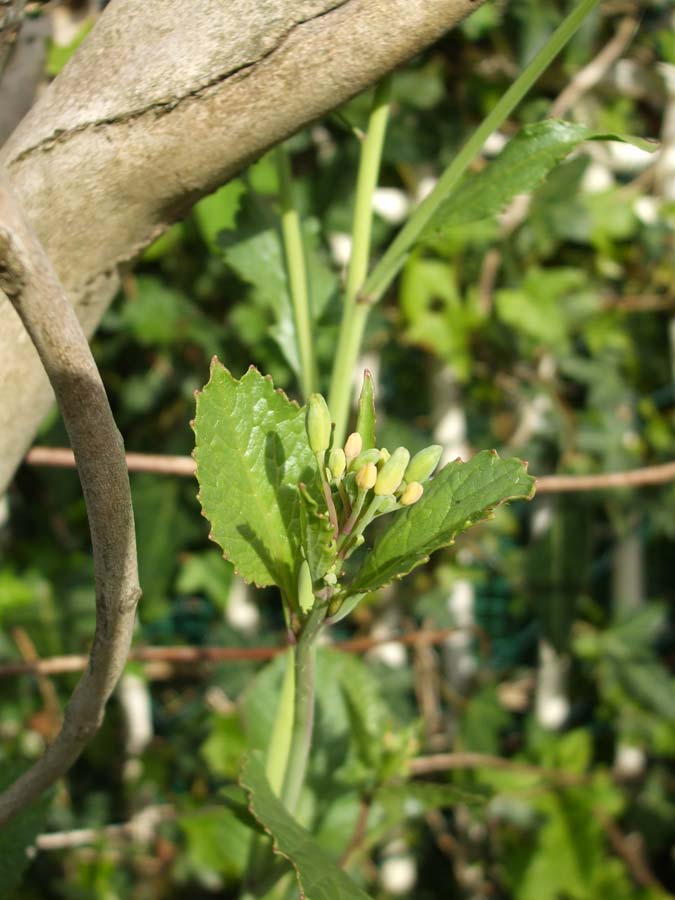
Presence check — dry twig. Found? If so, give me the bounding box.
[0,629,461,680]
[24,446,675,494]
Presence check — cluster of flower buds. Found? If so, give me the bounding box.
[305,393,442,563]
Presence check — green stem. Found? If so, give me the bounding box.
[328,77,393,446]
[279,601,327,814]
[265,647,295,794]
[275,144,316,399]
[363,0,599,307]
[327,0,598,441]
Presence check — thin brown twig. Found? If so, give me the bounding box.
[25,445,196,476]
[339,794,372,869]
[408,752,589,786]
[597,811,665,892]
[0,628,462,679]
[35,804,175,851]
[24,446,675,494]
[549,16,639,118]
[606,293,675,313]
[0,176,141,827]
[535,461,675,493]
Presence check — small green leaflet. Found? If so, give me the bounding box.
[348,450,535,595]
[240,752,375,900]
[420,119,657,239]
[193,363,320,599]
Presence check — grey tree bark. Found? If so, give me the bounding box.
[0,0,484,493]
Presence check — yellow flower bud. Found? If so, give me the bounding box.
[374,447,410,496]
[328,448,346,479]
[399,481,424,506]
[355,462,377,491]
[344,431,363,463]
[306,393,332,455]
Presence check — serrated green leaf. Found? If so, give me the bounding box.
[420,120,657,239]
[194,363,319,598]
[0,768,52,900]
[299,485,337,582]
[356,371,376,450]
[348,451,535,594]
[240,752,374,900]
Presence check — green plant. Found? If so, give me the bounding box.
[194,366,534,894]
[186,5,666,894]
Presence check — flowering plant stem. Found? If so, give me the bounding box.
[329,0,600,443]
[279,599,328,813]
[275,143,317,400]
[328,76,393,445]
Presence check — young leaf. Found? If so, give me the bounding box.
[348,450,535,594]
[194,362,319,598]
[356,370,376,450]
[240,752,375,900]
[419,120,657,239]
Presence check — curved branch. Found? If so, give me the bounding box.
[0,176,141,827]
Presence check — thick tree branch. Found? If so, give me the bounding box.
[0,0,486,493]
[0,176,141,827]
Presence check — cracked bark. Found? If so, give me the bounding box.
[0,0,485,492]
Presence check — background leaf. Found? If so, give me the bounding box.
[419,120,656,239]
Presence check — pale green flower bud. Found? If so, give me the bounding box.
[344,431,363,463]
[349,448,381,472]
[306,393,332,455]
[298,559,314,614]
[355,462,377,491]
[378,448,391,465]
[404,444,443,483]
[328,448,346,480]
[399,481,424,506]
[374,447,410,496]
